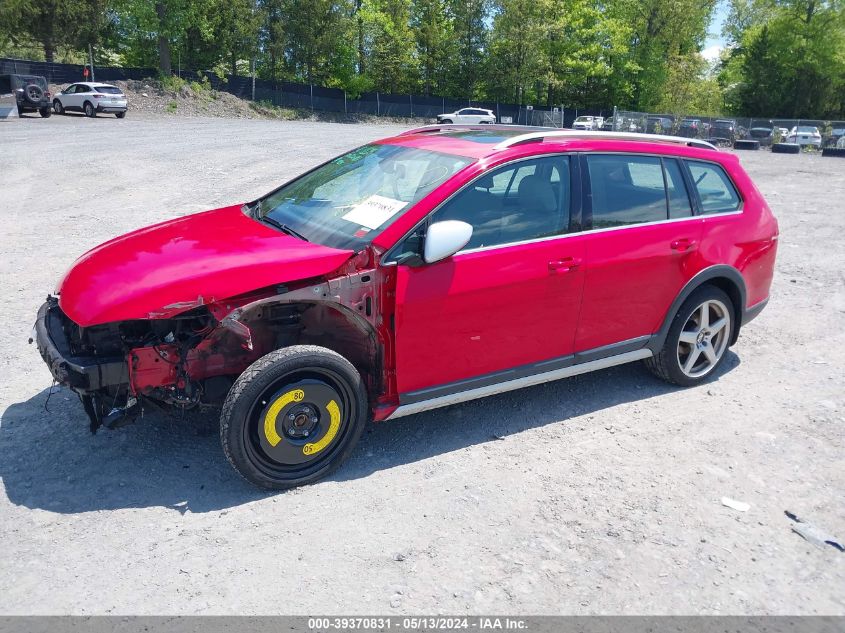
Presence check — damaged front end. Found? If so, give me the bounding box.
[33,261,386,433]
[33,294,264,432]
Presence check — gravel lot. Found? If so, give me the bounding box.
[0,114,843,616]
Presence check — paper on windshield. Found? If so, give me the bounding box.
[342,195,408,230]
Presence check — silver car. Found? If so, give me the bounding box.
[52,82,128,118]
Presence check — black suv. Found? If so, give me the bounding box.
[0,74,52,117]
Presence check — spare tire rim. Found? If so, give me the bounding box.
[244,368,354,477]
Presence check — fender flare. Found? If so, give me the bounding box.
[649,265,747,353]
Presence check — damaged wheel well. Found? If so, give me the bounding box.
[238,300,383,398]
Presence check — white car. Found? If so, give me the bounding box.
[436,107,495,124]
[572,115,604,130]
[786,125,821,147]
[52,82,128,118]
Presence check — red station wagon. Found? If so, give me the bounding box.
[34,126,779,489]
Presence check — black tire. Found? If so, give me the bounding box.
[23,83,43,104]
[822,147,845,158]
[220,345,368,490]
[84,101,96,118]
[772,142,800,154]
[53,99,64,115]
[440,119,452,124]
[115,111,126,119]
[733,139,759,150]
[39,106,51,118]
[644,285,735,387]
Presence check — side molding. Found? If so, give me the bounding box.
[386,348,652,420]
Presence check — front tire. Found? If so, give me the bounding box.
[645,286,734,386]
[220,345,368,490]
[84,101,96,117]
[53,99,64,115]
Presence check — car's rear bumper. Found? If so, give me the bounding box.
[34,298,127,392]
[96,105,127,113]
[742,297,769,325]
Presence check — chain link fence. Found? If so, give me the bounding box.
[613,109,845,150]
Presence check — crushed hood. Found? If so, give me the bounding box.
[58,205,354,327]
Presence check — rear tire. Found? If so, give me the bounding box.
[84,101,96,118]
[39,106,51,118]
[220,345,368,490]
[772,142,800,154]
[644,286,735,387]
[115,111,126,119]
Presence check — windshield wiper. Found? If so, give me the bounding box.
[260,215,309,242]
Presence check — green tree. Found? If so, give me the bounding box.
[446,0,489,98]
[362,0,418,93]
[411,0,453,95]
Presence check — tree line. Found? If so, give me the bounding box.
[1,0,844,117]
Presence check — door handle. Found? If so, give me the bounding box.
[670,238,697,252]
[548,257,582,273]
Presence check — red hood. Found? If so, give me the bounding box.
[58,205,354,327]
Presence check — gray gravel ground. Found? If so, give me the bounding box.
[0,114,843,615]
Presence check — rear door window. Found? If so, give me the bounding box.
[586,155,667,228]
[586,154,695,228]
[664,158,693,218]
[686,161,741,214]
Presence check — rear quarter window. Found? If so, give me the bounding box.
[686,161,741,214]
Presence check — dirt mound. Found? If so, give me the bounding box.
[48,77,428,125]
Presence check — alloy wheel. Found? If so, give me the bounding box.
[676,299,731,378]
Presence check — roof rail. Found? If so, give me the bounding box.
[495,130,718,151]
[398,123,544,136]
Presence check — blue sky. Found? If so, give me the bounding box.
[703,1,729,61]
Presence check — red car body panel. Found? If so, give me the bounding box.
[56,205,354,327]
[394,235,587,393]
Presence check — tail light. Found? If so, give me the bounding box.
[45,91,51,97]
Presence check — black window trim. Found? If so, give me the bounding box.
[382,152,581,263]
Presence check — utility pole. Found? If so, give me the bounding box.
[88,44,95,82]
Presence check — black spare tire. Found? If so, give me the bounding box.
[23,84,43,104]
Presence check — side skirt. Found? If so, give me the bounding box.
[386,347,653,420]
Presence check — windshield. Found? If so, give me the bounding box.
[253,144,474,250]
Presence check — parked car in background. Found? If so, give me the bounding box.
[787,126,822,148]
[777,127,790,139]
[52,82,128,118]
[678,119,703,138]
[710,119,738,142]
[572,115,604,130]
[0,73,52,117]
[436,108,495,124]
[645,116,674,134]
[747,127,775,147]
[824,126,845,147]
[35,124,778,489]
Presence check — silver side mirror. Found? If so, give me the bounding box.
[423,220,473,264]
